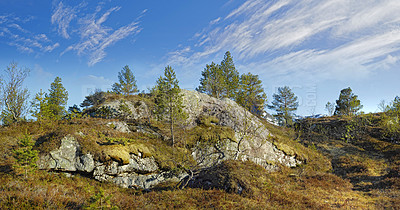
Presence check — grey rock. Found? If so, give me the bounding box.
[107,121,131,133]
[38,135,95,172]
[181,90,301,170]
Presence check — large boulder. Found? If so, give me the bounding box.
[38,135,95,173]
[181,90,300,169]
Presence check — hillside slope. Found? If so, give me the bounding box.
[0,91,399,208]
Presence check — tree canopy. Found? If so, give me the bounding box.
[334,87,362,116]
[197,51,239,100]
[0,62,30,125]
[269,86,298,126]
[154,66,187,146]
[80,89,106,108]
[112,65,138,96]
[47,77,69,119]
[236,72,267,116]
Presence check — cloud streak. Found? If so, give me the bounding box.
[167,0,400,81]
[53,1,143,66]
[0,15,60,54]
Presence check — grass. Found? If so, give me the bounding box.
[1,101,399,209]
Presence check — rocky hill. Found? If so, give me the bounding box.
[0,90,399,209]
[36,90,302,189]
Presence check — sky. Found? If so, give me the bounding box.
[1,0,400,116]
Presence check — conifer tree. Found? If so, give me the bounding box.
[112,65,138,96]
[220,51,239,99]
[196,62,224,99]
[197,51,239,99]
[154,66,187,146]
[325,102,335,116]
[13,133,38,179]
[236,72,267,116]
[334,87,362,116]
[30,89,54,121]
[269,86,299,126]
[80,89,105,108]
[47,77,68,119]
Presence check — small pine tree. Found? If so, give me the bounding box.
[112,65,138,96]
[13,133,38,179]
[269,86,299,127]
[31,89,54,121]
[236,72,267,116]
[196,62,225,99]
[197,51,239,100]
[154,66,187,146]
[220,51,239,99]
[47,77,69,119]
[80,89,106,108]
[325,102,335,116]
[334,87,362,116]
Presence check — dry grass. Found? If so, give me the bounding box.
[1,109,399,209]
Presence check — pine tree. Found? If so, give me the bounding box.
[334,87,362,116]
[325,102,335,116]
[220,51,239,99]
[80,89,105,108]
[47,77,68,119]
[0,62,30,125]
[197,51,239,100]
[154,66,187,146]
[112,65,138,96]
[269,86,299,126]
[196,62,224,99]
[30,89,54,121]
[392,96,400,112]
[13,133,38,179]
[236,72,267,116]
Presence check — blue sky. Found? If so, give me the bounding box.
[1,0,400,116]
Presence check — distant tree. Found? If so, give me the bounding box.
[197,51,239,99]
[196,62,224,99]
[154,66,187,146]
[220,51,239,99]
[269,86,299,126]
[334,87,362,116]
[80,89,106,108]
[236,72,267,116]
[112,65,138,96]
[392,96,400,112]
[0,62,30,125]
[46,77,69,120]
[325,102,335,116]
[13,133,38,179]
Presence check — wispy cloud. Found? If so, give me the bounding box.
[53,1,143,66]
[0,14,60,54]
[51,1,82,39]
[167,0,400,81]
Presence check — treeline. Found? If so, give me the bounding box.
[1,52,399,128]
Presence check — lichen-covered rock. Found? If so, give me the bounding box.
[98,99,150,120]
[38,135,95,173]
[181,90,300,169]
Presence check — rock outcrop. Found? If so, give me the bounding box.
[181,90,299,169]
[38,135,182,189]
[38,90,301,189]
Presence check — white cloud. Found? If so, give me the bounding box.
[51,1,81,39]
[0,14,59,54]
[55,2,143,66]
[166,0,400,82]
